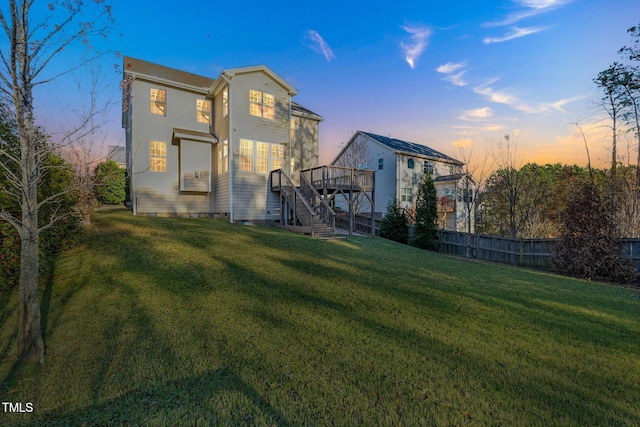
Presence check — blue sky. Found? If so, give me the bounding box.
[31,0,640,167]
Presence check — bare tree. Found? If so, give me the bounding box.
[334,132,370,170]
[456,142,492,256]
[0,1,113,363]
[491,134,522,238]
[334,132,371,214]
[63,65,115,225]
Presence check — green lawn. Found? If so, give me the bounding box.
[1,209,639,426]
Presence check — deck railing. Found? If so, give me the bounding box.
[301,165,375,192]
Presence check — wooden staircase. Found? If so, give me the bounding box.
[271,169,336,238]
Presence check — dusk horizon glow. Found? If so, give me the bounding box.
[28,0,640,171]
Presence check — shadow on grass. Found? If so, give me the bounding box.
[348,310,638,426]
[11,368,292,426]
[17,210,638,425]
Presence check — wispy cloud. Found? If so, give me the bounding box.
[517,0,570,10]
[445,72,468,87]
[307,30,335,62]
[436,61,468,86]
[545,96,585,113]
[400,25,432,69]
[453,138,473,148]
[483,26,546,44]
[459,107,494,121]
[484,0,572,27]
[473,81,538,113]
[474,80,582,114]
[436,61,466,74]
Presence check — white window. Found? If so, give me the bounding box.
[272,145,284,171]
[222,87,229,117]
[378,158,383,170]
[150,141,166,172]
[256,142,269,174]
[150,88,166,116]
[249,89,275,119]
[240,139,253,172]
[401,188,412,203]
[424,161,433,175]
[217,139,228,175]
[196,99,211,124]
[263,93,274,119]
[239,139,283,173]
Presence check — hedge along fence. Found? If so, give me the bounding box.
[438,230,640,272]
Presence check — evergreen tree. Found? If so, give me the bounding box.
[411,173,439,250]
[379,196,409,244]
[94,160,126,205]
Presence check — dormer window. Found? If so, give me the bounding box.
[249,90,274,120]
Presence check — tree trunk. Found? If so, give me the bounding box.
[18,229,44,364]
[18,134,44,363]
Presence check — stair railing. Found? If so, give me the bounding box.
[272,169,319,237]
[299,172,336,235]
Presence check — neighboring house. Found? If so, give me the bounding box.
[332,131,475,232]
[107,145,126,168]
[122,56,322,223]
[434,173,476,232]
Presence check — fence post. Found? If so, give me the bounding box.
[519,239,524,267]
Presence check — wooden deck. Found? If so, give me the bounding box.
[270,166,377,237]
[301,165,375,192]
[271,166,375,193]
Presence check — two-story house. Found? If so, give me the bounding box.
[121,57,322,223]
[332,131,475,232]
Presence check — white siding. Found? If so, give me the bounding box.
[180,140,211,192]
[213,84,231,215]
[129,78,214,214]
[229,71,290,222]
[290,114,319,184]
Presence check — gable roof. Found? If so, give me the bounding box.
[360,131,462,164]
[211,65,297,96]
[291,101,323,121]
[123,56,215,90]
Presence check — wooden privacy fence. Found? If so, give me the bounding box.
[438,231,640,272]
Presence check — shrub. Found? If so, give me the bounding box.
[0,152,81,292]
[553,181,637,283]
[379,197,409,244]
[94,159,126,204]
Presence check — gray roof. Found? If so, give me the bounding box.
[123,57,320,120]
[123,56,215,89]
[107,145,125,165]
[434,173,465,183]
[361,131,462,164]
[291,101,323,121]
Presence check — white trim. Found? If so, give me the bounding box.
[125,71,210,94]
